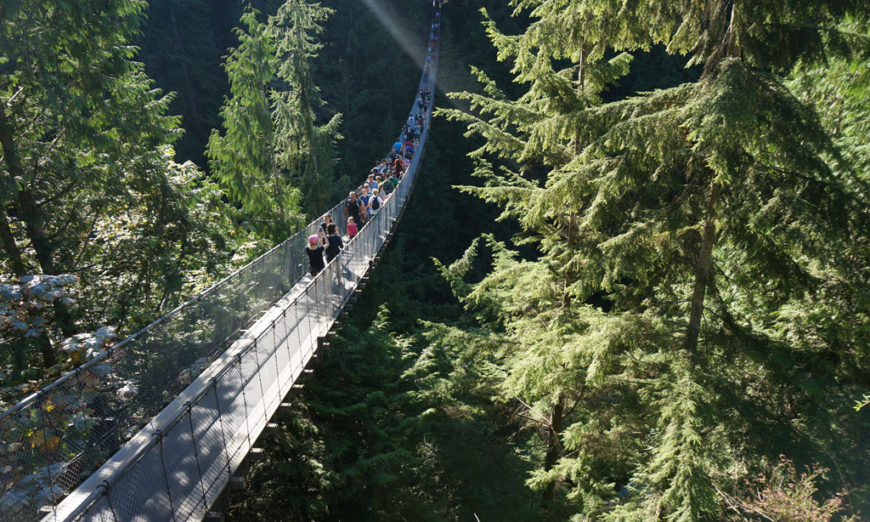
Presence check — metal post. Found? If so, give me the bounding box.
[271,320,282,396]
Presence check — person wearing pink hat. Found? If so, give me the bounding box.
[305,234,327,276]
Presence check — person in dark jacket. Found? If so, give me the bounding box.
[325,224,343,263]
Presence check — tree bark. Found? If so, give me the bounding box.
[295,21,321,210]
[0,104,56,273]
[684,183,720,351]
[36,336,57,368]
[17,188,55,272]
[542,395,565,502]
[0,209,27,275]
[563,212,576,309]
[0,98,76,339]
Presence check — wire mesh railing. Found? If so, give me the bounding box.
[0,9,441,522]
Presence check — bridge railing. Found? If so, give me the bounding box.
[2,11,440,522]
[56,121,429,520]
[0,183,337,521]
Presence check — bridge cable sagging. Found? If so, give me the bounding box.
[0,8,441,522]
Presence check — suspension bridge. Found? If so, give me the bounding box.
[0,10,440,522]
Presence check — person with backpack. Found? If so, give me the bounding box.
[367,188,384,217]
[384,173,399,194]
[380,179,395,198]
[344,191,365,230]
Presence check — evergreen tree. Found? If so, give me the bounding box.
[0,0,229,377]
[269,0,342,216]
[438,0,870,519]
[207,7,302,242]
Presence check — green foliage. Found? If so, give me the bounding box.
[4,0,863,518]
[721,457,855,521]
[434,0,870,519]
[207,8,302,243]
[224,4,540,515]
[269,0,343,216]
[208,1,343,240]
[0,0,235,386]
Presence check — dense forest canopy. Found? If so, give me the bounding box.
[1,0,869,520]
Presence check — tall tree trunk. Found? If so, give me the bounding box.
[688,4,737,353]
[684,183,720,351]
[563,48,586,309]
[17,188,55,273]
[0,100,75,340]
[0,106,63,366]
[542,395,565,502]
[36,336,57,368]
[272,166,286,228]
[0,105,56,274]
[0,209,27,276]
[295,21,321,210]
[563,212,576,309]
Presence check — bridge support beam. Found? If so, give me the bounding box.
[249,447,265,462]
[229,476,246,491]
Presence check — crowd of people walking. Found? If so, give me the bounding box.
[305,10,439,277]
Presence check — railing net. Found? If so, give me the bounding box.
[0,9,441,522]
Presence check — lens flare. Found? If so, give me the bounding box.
[358,0,427,69]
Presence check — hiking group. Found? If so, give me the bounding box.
[306,10,439,277]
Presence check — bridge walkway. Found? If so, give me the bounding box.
[0,8,441,522]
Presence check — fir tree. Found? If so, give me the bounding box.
[438,0,870,519]
[269,0,342,216]
[207,7,302,242]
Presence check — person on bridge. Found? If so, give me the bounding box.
[325,224,343,263]
[319,214,334,235]
[377,175,390,196]
[344,191,365,230]
[359,185,371,221]
[385,172,399,194]
[306,234,327,276]
[346,217,358,239]
[368,188,384,217]
[393,156,405,178]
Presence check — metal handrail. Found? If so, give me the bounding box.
[19,11,441,522]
